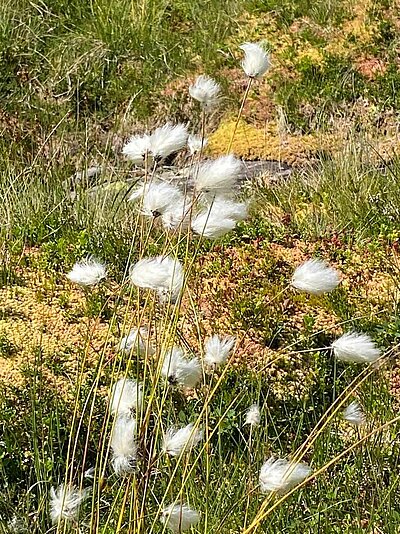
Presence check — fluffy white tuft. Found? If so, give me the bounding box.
[189,75,221,109]
[162,423,203,457]
[162,346,202,388]
[50,484,90,523]
[204,335,235,367]
[194,154,242,197]
[192,198,247,239]
[192,214,236,239]
[130,256,184,303]
[67,257,106,286]
[244,404,261,426]
[110,378,143,416]
[129,181,185,218]
[188,134,208,155]
[332,332,381,364]
[343,401,366,426]
[162,199,193,231]
[291,259,341,295]
[149,123,188,160]
[161,503,200,533]
[240,42,270,79]
[122,134,151,164]
[118,327,152,355]
[259,457,311,494]
[110,416,138,475]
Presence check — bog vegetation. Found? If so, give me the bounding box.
[1,1,400,533]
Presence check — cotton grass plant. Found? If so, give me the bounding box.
[1,37,400,534]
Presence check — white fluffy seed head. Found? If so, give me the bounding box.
[161,504,200,533]
[189,75,221,109]
[162,199,193,231]
[244,404,261,426]
[118,327,152,355]
[129,181,185,218]
[188,134,208,155]
[191,198,247,239]
[50,484,90,523]
[66,257,106,286]
[291,259,341,295]
[162,346,202,388]
[110,378,143,416]
[149,123,188,160]
[110,416,137,475]
[259,457,311,494]
[240,42,270,79]
[162,423,203,457]
[204,335,235,367]
[194,154,242,197]
[343,401,366,426]
[332,332,381,364]
[191,212,237,239]
[122,134,151,164]
[129,256,184,303]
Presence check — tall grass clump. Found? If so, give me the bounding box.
[1,32,400,534]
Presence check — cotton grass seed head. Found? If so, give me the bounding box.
[161,504,200,533]
[204,334,235,367]
[162,199,192,231]
[122,134,151,164]
[110,416,138,475]
[244,404,261,426]
[129,181,185,218]
[50,484,90,523]
[189,75,221,109]
[118,327,152,355]
[110,378,143,416]
[343,401,366,426]
[67,257,106,286]
[162,423,203,457]
[332,332,381,364]
[240,42,270,79]
[191,212,237,239]
[192,197,247,239]
[130,256,184,303]
[259,457,311,494]
[162,346,202,388]
[291,258,340,295]
[194,154,242,197]
[149,122,188,160]
[188,134,208,155]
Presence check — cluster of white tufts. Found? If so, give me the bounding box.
[55,37,392,534]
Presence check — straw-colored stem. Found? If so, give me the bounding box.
[227,77,253,153]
